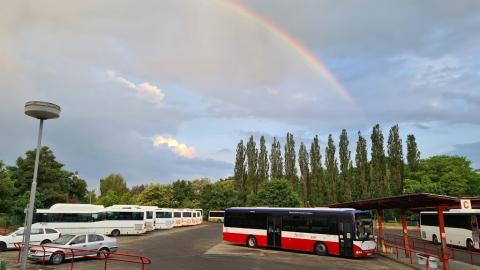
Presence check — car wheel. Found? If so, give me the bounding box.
[314,242,328,256]
[246,236,257,248]
[111,229,120,237]
[432,234,439,245]
[0,242,6,252]
[97,247,110,257]
[49,252,64,265]
[467,239,474,250]
[40,239,51,245]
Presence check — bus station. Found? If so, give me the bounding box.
[331,193,480,269]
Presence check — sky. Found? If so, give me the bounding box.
[1,0,479,189]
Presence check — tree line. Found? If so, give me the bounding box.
[234,124,480,207]
[1,126,479,227]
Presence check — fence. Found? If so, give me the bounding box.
[14,243,151,270]
[383,233,480,267]
[381,238,445,270]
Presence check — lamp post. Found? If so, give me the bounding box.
[21,101,61,270]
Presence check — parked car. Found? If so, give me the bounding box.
[28,233,118,265]
[0,226,60,251]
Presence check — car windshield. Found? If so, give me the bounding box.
[53,234,75,245]
[355,213,374,241]
[10,228,24,236]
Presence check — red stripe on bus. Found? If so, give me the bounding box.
[223,232,268,247]
[281,237,339,255]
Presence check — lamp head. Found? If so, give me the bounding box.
[25,101,61,120]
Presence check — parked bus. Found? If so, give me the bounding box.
[208,211,225,223]
[139,206,158,231]
[103,205,147,236]
[182,209,194,226]
[195,210,203,225]
[194,209,203,224]
[223,207,376,257]
[155,208,174,229]
[34,204,147,236]
[420,209,480,250]
[173,209,183,227]
[34,204,105,235]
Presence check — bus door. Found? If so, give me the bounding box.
[267,215,282,248]
[338,217,353,256]
[472,215,479,248]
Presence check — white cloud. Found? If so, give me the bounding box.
[265,87,279,95]
[153,135,196,158]
[107,70,165,105]
[394,55,464,88]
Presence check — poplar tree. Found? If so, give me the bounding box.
[370,124,388,197]
[234,140,247,204]
[246,136,258,194]
[339,129,352,202]
[299,142,310,206]
[387,125,404,195]
[406,134,420,172]
[284,133,298,191]
[325,134,338,203]
[355,132,369,199]
[257,136,269,184]
[270,137,283,179]
[310,135,323,205]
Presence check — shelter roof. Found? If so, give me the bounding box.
[329,193,462,211]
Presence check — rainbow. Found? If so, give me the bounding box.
[218,0,354,103]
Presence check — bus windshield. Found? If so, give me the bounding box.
[355,213,374,241]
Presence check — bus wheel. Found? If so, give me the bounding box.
[432,234,439,245]
[314,242,328,256]
[467,239,474,250]
[111,229,120,237]
[246,236,257,248]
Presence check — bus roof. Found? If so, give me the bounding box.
[37,203,105,213]
[104,206,144,212]
[226,207,365,214]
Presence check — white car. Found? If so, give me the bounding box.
[28,233,118,265]
[0,226,60,251]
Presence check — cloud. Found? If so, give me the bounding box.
[449,141,480,169]
[153,135,196,158]
[107,70,165,105]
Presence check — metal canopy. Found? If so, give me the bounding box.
[329,193,461,210]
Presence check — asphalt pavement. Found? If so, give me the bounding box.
[3,223,412,270]
[125,222,409,270]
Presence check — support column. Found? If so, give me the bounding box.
[401,209,410,257]
[437,205,448,270]
[377,209,384,251]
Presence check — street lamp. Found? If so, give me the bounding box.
[21,101,61,270]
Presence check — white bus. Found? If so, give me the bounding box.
[194,210,203,225]
[34,204,147,236]
[420,209,480,250]
[208,211,225,222]
[194,209,203,224]
[181,209,194,226]
[155,208,174,229]
[139,206,158,231]
[173,209,183,227]
[103,206,147,236]
[34,204,106,235]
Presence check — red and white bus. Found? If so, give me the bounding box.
[223,207,376,257]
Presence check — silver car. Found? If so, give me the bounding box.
[28,233,118,265]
